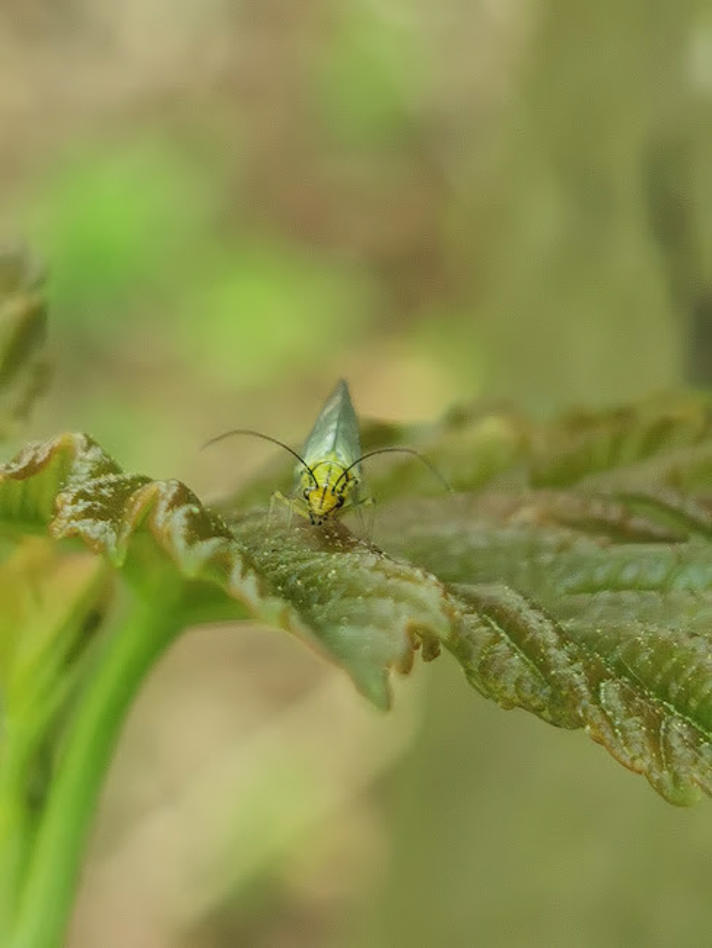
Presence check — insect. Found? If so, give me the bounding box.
[204,379,448,526]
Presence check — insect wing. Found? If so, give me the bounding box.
[301,379,362,470]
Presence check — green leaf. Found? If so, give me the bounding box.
[0,434,449,710]
[0,250,49,440]
[222,391,712,804]
[6,394,712,805]
[375,486,712,805]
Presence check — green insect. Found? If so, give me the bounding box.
[205,379,447,526]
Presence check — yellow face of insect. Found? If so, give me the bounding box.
[298,459,359,525]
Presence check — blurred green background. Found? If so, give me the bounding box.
[3,0,712,945]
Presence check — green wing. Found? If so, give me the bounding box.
[300,379,362,470]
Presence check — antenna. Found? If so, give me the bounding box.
[202,429,318,487]
[333,446,451,492]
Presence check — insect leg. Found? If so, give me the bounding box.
[269,490,292,528]
[351,495,376,541]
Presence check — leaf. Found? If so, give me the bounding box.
[0,250,50,439]
[375,488,712,804]
[0,434,450,710]
[6,394,712,803]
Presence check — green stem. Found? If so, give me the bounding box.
[0,743,34,931]
[8,594,182,948]
[0,568,111,930]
